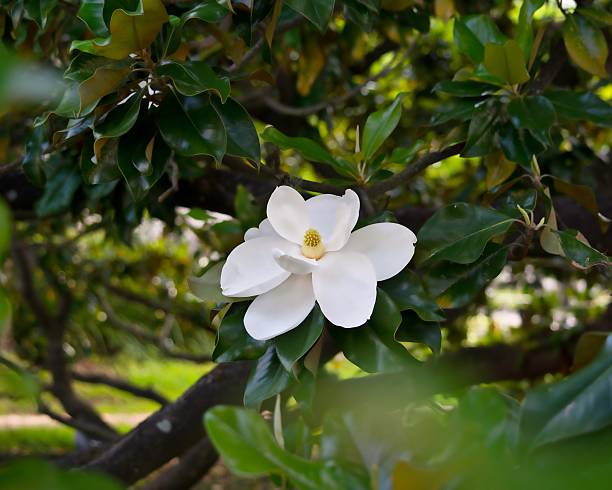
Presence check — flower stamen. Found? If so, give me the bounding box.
[302,228,325,259]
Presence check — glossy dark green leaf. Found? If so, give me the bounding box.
[430,98,477,125]
[361,95,403,162]
[274,306,324,371]
[93,89,143,149]
[380,269,444,321]
[261,126,355,177]
[387,140,425,165]
[574,332,611,371]
[23,0,57,29]
[508,95,556,146]
[498,123,532,169]
[426,243,509,309]
[395,311,441,354]
[244,346,292,408]
[555,230,610,269]
[520,336,612,449]
[211,97,260,163]
[463,102,498,157]
[483,40,530,85]
[453,15,507,64]
[285,0,335,31]
[77,0,109,36]
[35,161,81,217]
[182,1,230,23]
[497,188,538,218]
[418,203,514,264]
[545,90,612,127]
[577,7,612,27]
[330,289,416,373]
[213,302,266,363]
[563,14,608,78]
[158,92,226,162]
[117,126,170,200]
[433,80,496,97]
[516,0,545,59]
[156,61,230,101]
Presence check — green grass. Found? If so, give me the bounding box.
[0,426,75,454]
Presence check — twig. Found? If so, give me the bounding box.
[71,371,170,406]
[38,400,118,442]
[368,142,465,196]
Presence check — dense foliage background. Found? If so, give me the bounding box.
[0,0,611,488]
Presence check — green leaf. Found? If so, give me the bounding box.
[433,80,496,97]
[430,98,477,125]
[205,406,364,490]
[507,95,556,146]
[189,261,234,305]
[453,15,507,64]
[35,162,81,217]
[0,288,12,337]
[516,0,546,59]
[0,199,11,264]
[484,151,516,189]
[117,126,170,200]
[157,92,226,162]
[361,95,403,162]
[498,122,534,169]
[77,0,108,37]
[156,60,230,101]
[463,101,497,157]
[330,289,416,373]
[418,203,515,264]
[93,89,143,159]
[182,1,230,24]
[380,269,444,321]
[211,97,261,163]
[555,230,610,269]
[261,126,355,177]
[80,136,122,185]
[284,0,335,32]
[22,125,48,186]
[71,0,168,60]
[274,306,324,371]
[426,243,509,309]
[244,346,292,408]
[395,312,441,354]
[577,7,612,27]
[520,336,612,449]
[483,40,530,85]
[545,90,612,127]
[213,303,267,363]
[23,0,57,29]
[563,14,608,78]
[78,63,131,114]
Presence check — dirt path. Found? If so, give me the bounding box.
[0,413,150,429]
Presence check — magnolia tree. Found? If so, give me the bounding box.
[0,0,611,488]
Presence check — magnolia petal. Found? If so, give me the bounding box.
[267,186,309,244]
[244,274,316,340]
[312,250,377,328]
[306,189,360,251]
[221,236,292,297]
[244,218,276,241]
[273,248,319,275]
[344,223,417,281]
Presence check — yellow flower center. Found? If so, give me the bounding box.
[301,228,325,260]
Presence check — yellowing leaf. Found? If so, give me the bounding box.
[563,14,608,78]
[392,461,443,490]
[539,188,564,256]
[265,0,283,47]
[296,39,325,96]
[71,0,168,60]
[434,0,455,21]
[79,65,130,113]
[485,151,516,189]
[381,0,413,12]
[483,40,530,85]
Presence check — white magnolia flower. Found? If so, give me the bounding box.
[220,186,417,340]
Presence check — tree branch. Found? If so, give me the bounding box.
[71,371,169,406]
[368,142,465,196]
